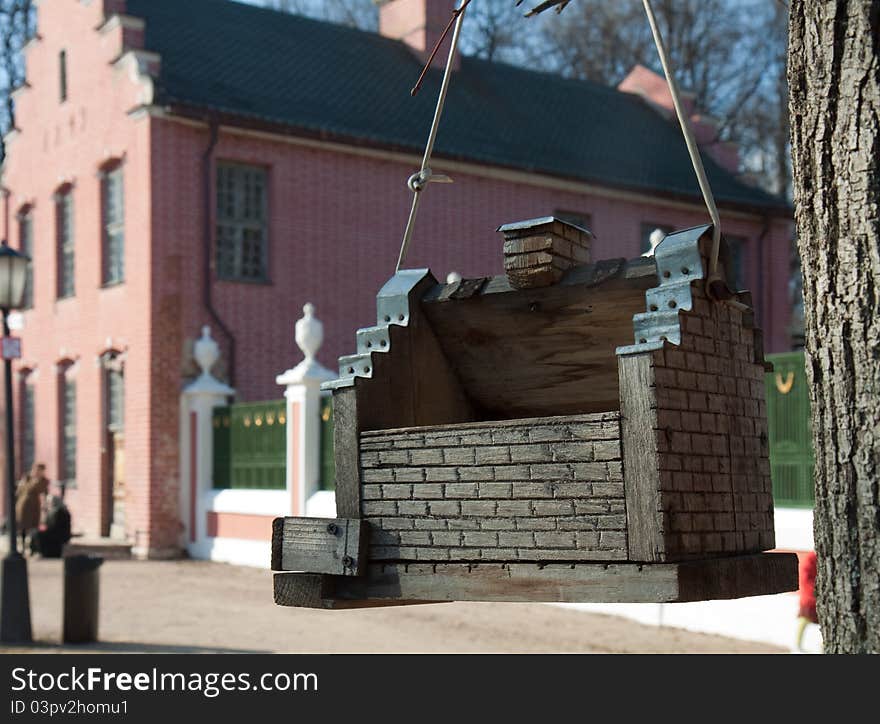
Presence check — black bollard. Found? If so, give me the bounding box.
[63,555,103,644]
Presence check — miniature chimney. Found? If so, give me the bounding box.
[377,0,459,69]
[498,216,593,289]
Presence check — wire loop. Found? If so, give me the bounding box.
[395,1,469,273]
[641,0,727,299]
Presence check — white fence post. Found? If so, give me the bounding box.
[276,304,334,517]
[180,326,235,556]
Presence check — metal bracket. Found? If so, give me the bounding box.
[322,269,434,391]
[616,225,710,356]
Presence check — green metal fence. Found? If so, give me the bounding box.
[212,365,811,505]
[320,396,336,490]
[213,400,287,490]
[764,351,814,508]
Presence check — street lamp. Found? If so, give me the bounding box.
[0,242,31,643]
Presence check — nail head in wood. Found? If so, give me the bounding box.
[272,516,368,576]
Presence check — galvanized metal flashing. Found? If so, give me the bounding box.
[616,224,711,356]
[496,215,595,238]
[322,269,433,391]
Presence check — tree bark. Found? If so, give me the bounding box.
[788,1,879,653]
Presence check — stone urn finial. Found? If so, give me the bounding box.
[642,227,666,258]
[194,325,219,377]
[276,302,334,386]
[295,303,324,363]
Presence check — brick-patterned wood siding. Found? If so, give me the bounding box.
[359,413,627,563]
[652,285,775,558]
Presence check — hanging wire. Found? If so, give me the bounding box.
[397,0,738,307]
[641,0,730,300]
[395,0,470,273]
[411,0,474,97]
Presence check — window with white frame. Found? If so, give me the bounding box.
[215,162,268,282]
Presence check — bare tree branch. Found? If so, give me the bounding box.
[266,1,793,196]
[0,0,34,161]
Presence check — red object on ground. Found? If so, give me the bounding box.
[798,551,818,623]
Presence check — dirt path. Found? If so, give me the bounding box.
[5,558,783,654]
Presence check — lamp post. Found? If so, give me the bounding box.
[0,242,31,643]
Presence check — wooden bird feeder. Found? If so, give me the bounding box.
[272,218,797,608]
[272,220,798,609]
[271,0,796,611]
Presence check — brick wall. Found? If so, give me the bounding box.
[652,285,775,559]
[153,119,793,405]
[1,0,155,547]
[359,413,627,562]
[0,0,792,554]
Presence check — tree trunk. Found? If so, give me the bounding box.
[788,1,879,654]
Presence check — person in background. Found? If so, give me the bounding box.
[795,550,819,652]
[14,462,50,554]
[31,491,72,558]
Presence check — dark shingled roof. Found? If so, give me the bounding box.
[126,0,789,214]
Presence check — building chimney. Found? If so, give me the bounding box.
[377,0,459,68]
[618,64,741,175]
[618,64,696,117]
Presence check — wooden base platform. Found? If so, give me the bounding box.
[273,552,798,609]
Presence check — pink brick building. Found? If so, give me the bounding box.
[0,0,791,557]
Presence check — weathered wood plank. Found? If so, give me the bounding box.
[332,387,362,518]
[272,517,367,576]
[360,411,620,438]
[618,352,664,562]
[348,563,676,603]
[273,573,329,608]
[676,551,799,602]
[420,257,653,303]
[272,554,797,608]
[420,264,654,418]
[408,297,476,429]
[357,278,475,433]
[624,257,657,279]
[273,574,442,609]
[270,517,284,571]
[356,322,415,431]
[449,277,488,299]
